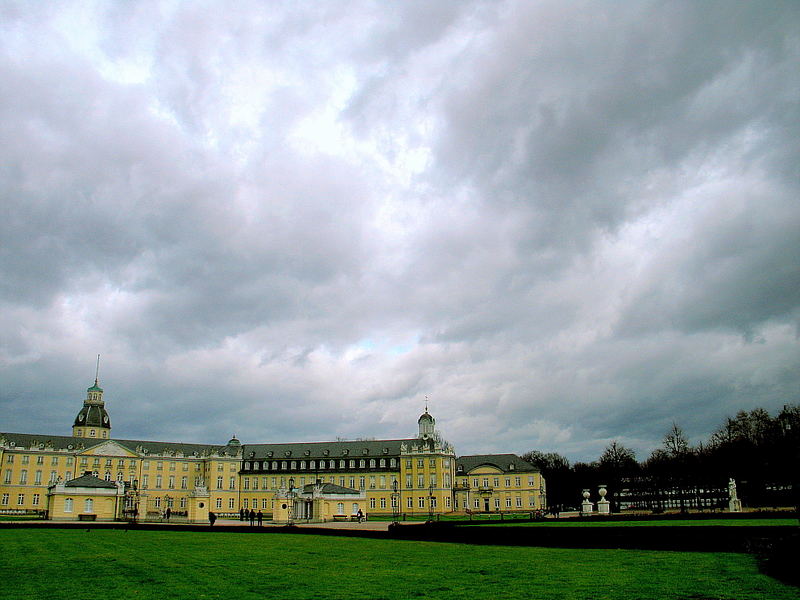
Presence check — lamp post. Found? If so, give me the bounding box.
[391,479,399,524]
[287,478,295,526]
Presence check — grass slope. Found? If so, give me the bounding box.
[0,529,796,600]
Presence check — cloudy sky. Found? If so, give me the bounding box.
[1,1,798,463]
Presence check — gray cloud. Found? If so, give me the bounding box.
[1,1,798,463]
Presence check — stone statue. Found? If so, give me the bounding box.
[728,478,741,512]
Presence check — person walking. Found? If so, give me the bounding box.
[257,510,263,526]
[239,507,245,521]
[208,511,216,526]
[249,509,256,526]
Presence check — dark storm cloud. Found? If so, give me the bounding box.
[1,1,798,462]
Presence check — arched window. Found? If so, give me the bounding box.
[349,460,355,468]
[390,458,396,468]
[291,461,296,469]
[380,459,386,468]
[84,498,94,513]
[339,460,345,469]
[359,459,365,468]
[310,461,316,470]
[64,498,73,513]
[336,502,344,515]
[369,459,376,468]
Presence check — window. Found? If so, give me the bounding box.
[216,476,223,489]
[405,474,412,488]
[85,498,94,512]
[405,459,412,469]
[417,474,424,488]
[369,476,376,489]
[390,458,396,468]
[169,462,176,471]
[494,498,500,509]
[529,496,535,507]
[430,459,436,468]
[229,477,236,490]
[5,455,13,463]
[50,471,58,483]
[157,462,163,471]
[359,476,365,489]
[243,477,250,490]
[516,497,523,508]
[359,459,365,468]
[183,463,189,471]
[369,459,376,468]
[430,474,437,487]
[216,498,222,509]
[217,463,223,471]
[418,497,425,508]
[291,461,297,469]
[417,459,423,468]
[36,456,44,465]
[473,478,478,488]
[407,497,413,509]
[337,503,345,515]
[445,496,451,508]
[505,478,511,487]
[483,478,489,488]
[19,470,27,484]
[339,477,345,487]
[51,456,59,466]
[3,470,10,484]
[380,497,386,509]
[180,497,187,509]
[22,455,29,465]
[228,498,235,509]
[168,476,175,489]
[506,497,512,508]
[181,476,188,489]
[431,497,437,508]
[154,497,161,509]
[474,498,480,509]
[244,462,251,471]
[64,497,73,512]
[142,475,149,489]
[243,499,249,509]
[379,459,386,468]
[444,474,451,488]
[515,477,521,487]
[1,493,8,505]
[352,503,359,514]
[262,499,269,509]
[155,475,162,489]
[528,476,535,486]
[369,498,376,509]
[380,475,386,489]
[391,496,397,508]
[338,460,344,469]
[117,472,124,482]
[493,477,499,487]
[349,460,355,468]
[349,477,356,488]
[143,461,150,469]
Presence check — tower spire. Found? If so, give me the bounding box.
[95,354,100,386]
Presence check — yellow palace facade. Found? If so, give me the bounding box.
[0,379,545,522]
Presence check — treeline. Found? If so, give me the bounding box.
[523,404,799,512]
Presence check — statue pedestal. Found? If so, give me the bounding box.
[729,499,741,513]
[597,499,610,514]
[580,499,594,516]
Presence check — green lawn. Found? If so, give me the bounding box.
[0,529,796,600]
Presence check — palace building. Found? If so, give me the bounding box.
[0,378,545,523]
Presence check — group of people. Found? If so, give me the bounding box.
[240,507,264,526]
[206,508,264,526]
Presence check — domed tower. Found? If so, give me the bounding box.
[72,357,111,439]
[418,407,435,439]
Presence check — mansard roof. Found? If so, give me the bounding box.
[456,453,539,474]
[242,437,438,460]
[64,473,118,489]
[0,432,235,458]
[301,482,361,495]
